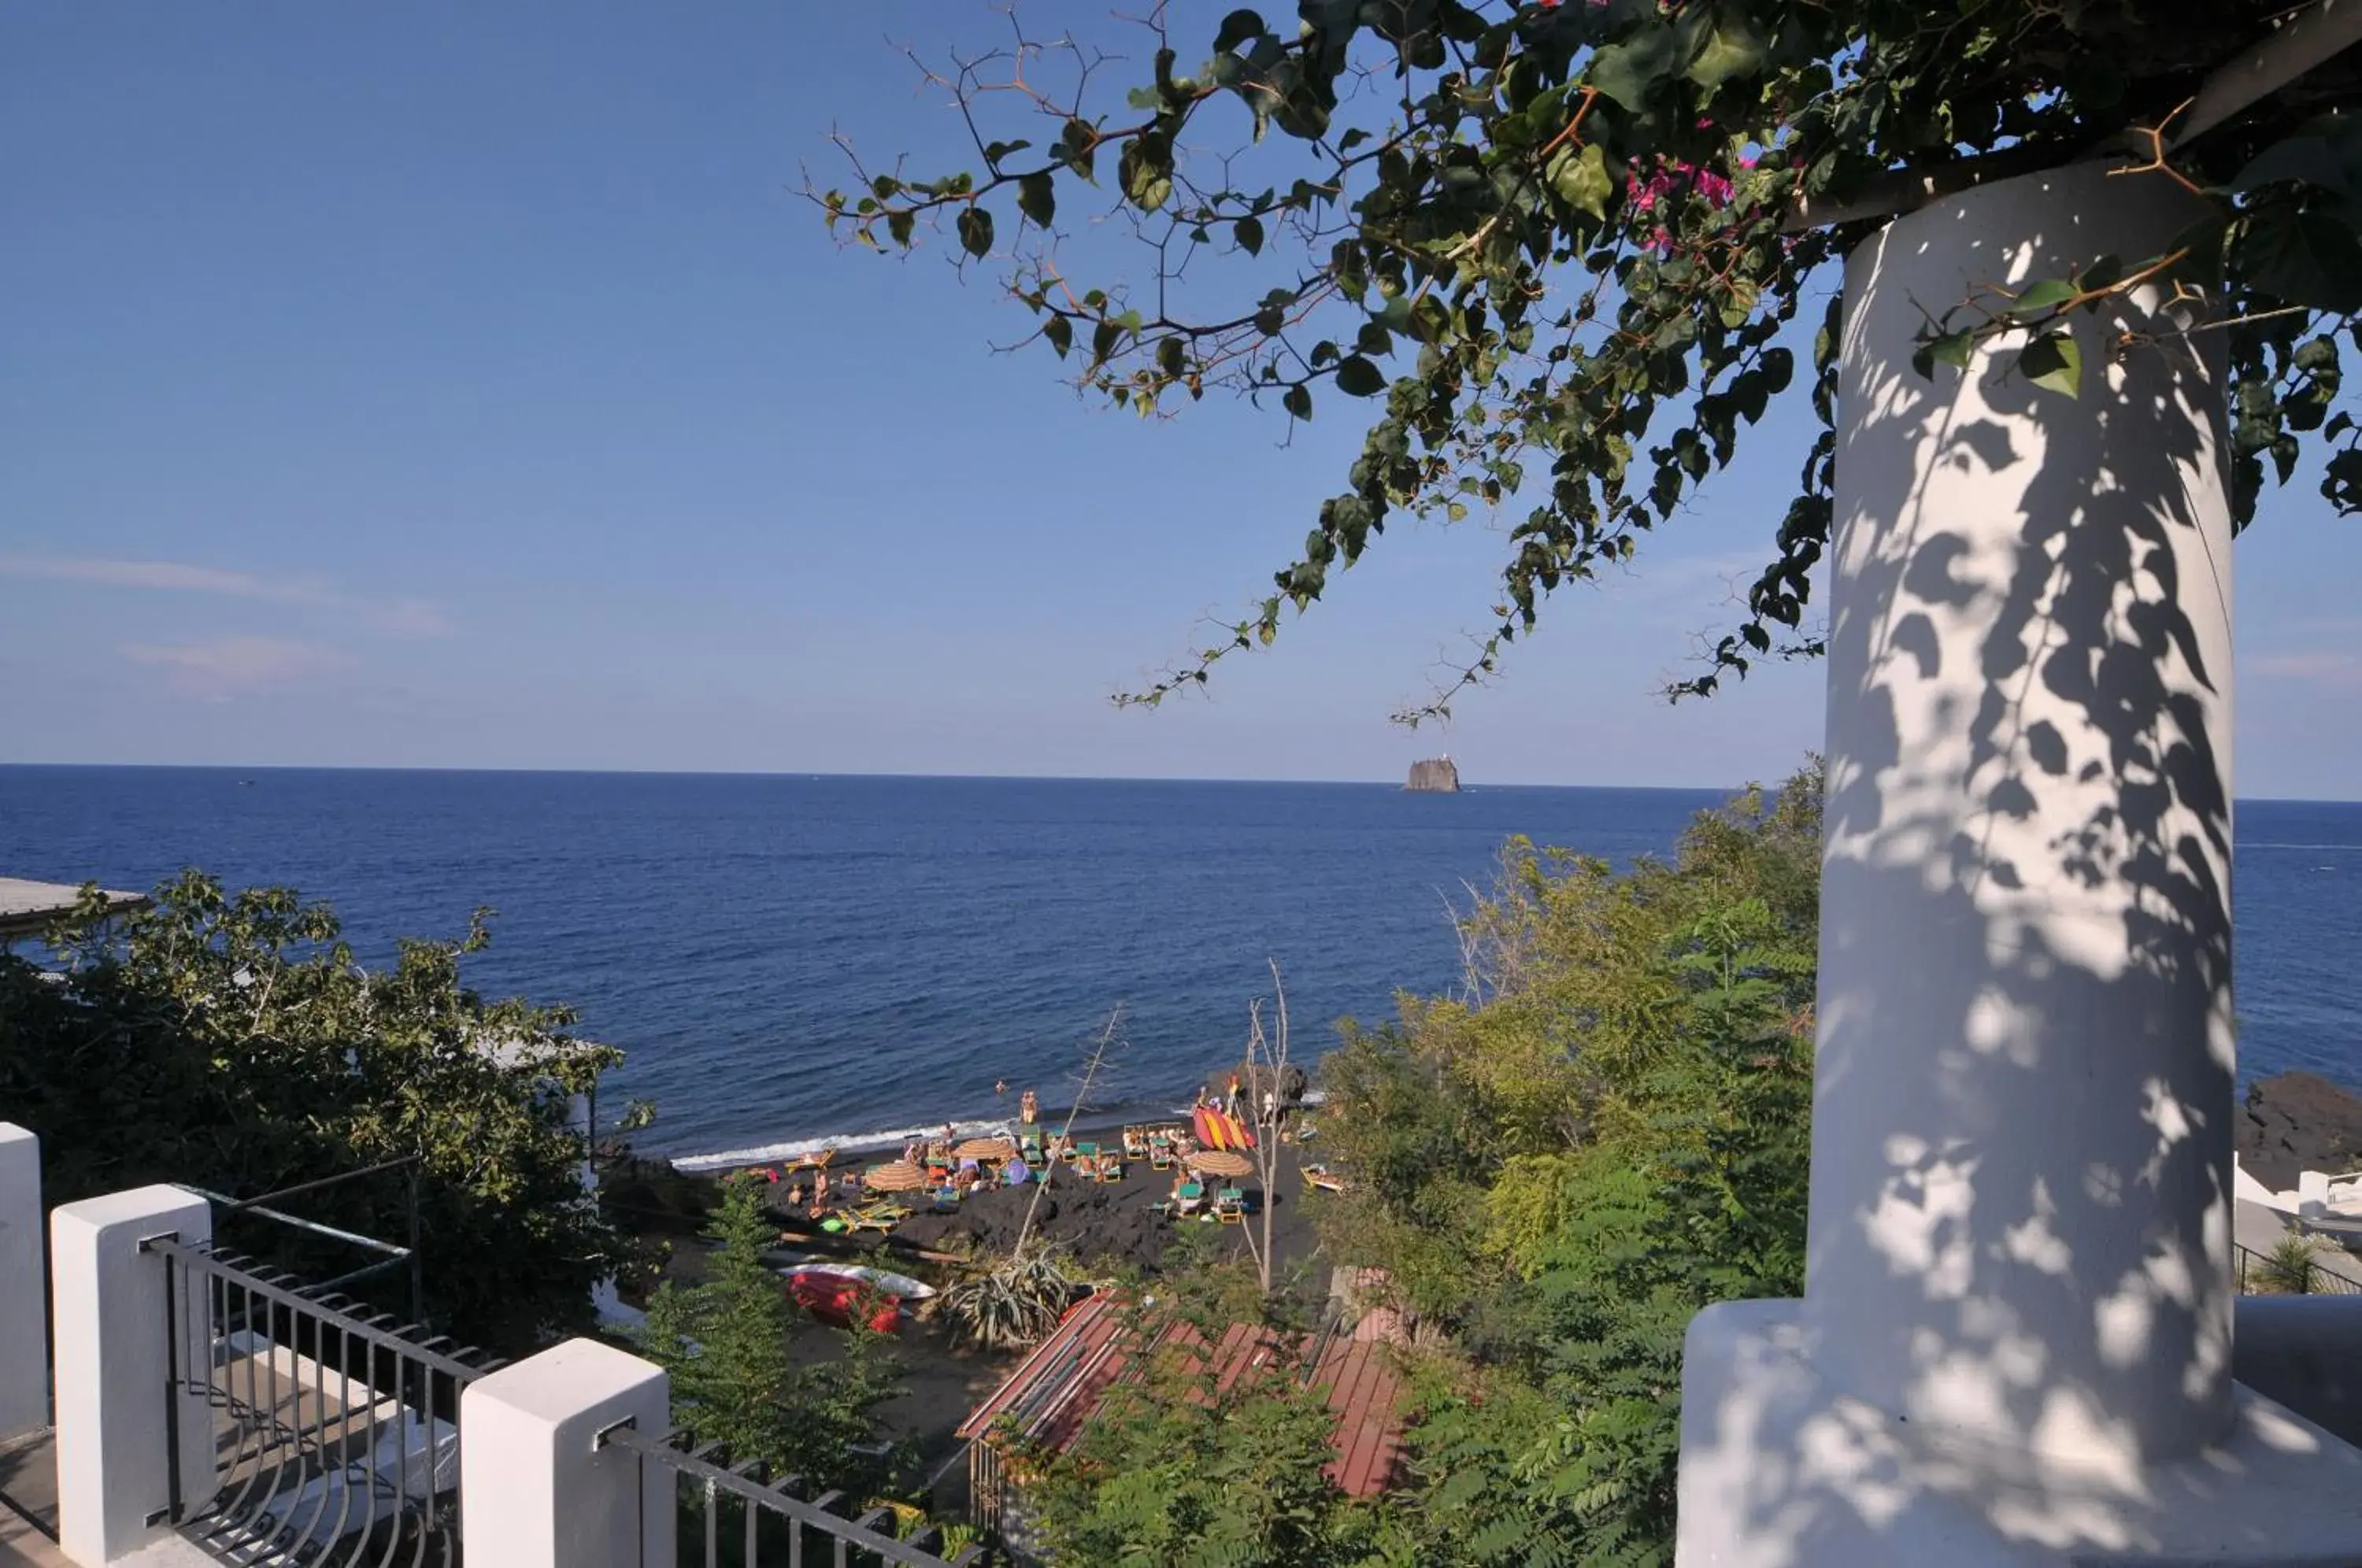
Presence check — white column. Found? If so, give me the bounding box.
[1676,160,2362,1563]
[50,1184,213,1568]
[459,1337,673,1568]
[0,1126,45,1443]
[1809,157,2238,1466]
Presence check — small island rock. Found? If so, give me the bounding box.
[1405,757,1461,793]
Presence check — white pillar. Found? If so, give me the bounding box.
[50,1184,213,1568]
[0,1126,45,1443]
[1676,161,2362,1562]
[1809,156,2238,1466]
[459,1337,673,1568]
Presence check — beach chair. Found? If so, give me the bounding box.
[1304,1164,1349,1194]
[1148,1135,1174,1171]
[1121,1126,1149,1158]
[1175,1181,1206,1217]
[1073,1141,1099,1164]
[1216,1187,1246,1224]
[1096,1154,1124,1183]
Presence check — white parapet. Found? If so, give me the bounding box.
[50,1184,215,1568]
[0,1125,44,1444]
[1675,157,2362,1562]
[459,1337,674,1568]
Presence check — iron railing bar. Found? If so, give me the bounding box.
[183,1185,412,1261]
[144,1240,481,1382]
[599,1428,959,1567]
[329,1316,358,1554]
[304,1256,410,1295]
[220,1285,275,1540]
[217,1156,424,1214]
[283,1318,334,1564]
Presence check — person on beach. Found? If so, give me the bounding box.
[1020,1088,1038,1126]
[994,1078,1008,1096]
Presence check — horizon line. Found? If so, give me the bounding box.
[0,759,1765,793]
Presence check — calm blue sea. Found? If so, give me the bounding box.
[2,767,2357,1164]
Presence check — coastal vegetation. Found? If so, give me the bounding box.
[1023,764,1822,1565]
[0,871,627,1351]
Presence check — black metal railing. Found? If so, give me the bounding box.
[2234,1238,2362,1296]
[596,1422,981,1568]
[143,1236,500,1566]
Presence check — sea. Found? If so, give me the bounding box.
[2,766,2358,1168]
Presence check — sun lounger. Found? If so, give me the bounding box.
[1095,1155,1124,1183]
[1175,1181,1205,1216]
[1216,1187,1246,1224]
[1122,1126,1149,1157]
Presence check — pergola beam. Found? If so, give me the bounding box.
[1783,0,2362,232]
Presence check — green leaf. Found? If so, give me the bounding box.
[1546,142,1613,220]
[1235,215,1264,255]
[2234,133,2362,204]
[1018,172,1056,228]
[1686,10,1766,95]
[1283,384,1312,420]
[1335,356,1386,396]
[2239,202,2362,313]
[1213,8,1264,53]
[886,209,914,248]
[1042,315,1072,357]
[2016,330,2082,398]
[1060,118,1098,183]
[1587,24,1678,112]
[2007,277,2077,316]
[1926,331,1974,369]
[956,206,994,258]
[1121,132,1175,212]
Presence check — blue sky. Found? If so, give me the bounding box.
[4,4,2359,795]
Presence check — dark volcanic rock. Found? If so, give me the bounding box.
[894,1181,1179,1272]
[2238,1071,2362,1192]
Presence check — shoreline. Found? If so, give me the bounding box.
[663,1091,1329,1175]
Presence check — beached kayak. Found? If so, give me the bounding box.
[783,1270,903,1333]
[776,1260,937,1301]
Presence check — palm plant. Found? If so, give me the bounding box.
[942,1245,1083,1349]
[2253,1234,2324,1294]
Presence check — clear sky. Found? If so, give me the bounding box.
[5,4,2359,794]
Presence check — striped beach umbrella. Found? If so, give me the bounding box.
[863,1159,929,1193]
[956,1137,1016,1163]
[1187,1149,1253,1178]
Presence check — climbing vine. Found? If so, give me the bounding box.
[821,1,2362,713]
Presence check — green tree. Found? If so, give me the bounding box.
[0,872,623,1351]
[638,1175,908,1500]
[826,4,2362,709]
[1312,767,1820,1565]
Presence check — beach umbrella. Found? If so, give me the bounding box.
[956,1137,1016,1163]
[863,1159,929,1193]
[1187,1149,1253,1179]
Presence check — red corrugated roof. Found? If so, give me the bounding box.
[957,1293,1410,1497]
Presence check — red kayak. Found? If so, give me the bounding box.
[783,1270,901,1333]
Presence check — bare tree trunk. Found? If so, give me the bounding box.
[1238,960,1291,1296]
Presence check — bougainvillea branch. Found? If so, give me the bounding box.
[817,1,2362,718]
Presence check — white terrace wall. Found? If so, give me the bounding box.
[0,1125,44,1445]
